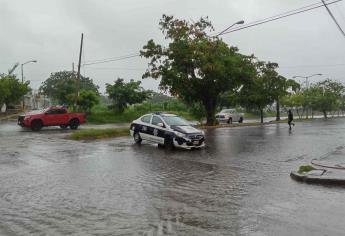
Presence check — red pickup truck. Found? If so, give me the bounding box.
[18,106,86,131]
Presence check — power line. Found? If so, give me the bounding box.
[82,53,140,66]
[321,0,345,38]
[280,63,345,68]
[85,66,145,71]
[220,0,343,35]
[83,53,139,63]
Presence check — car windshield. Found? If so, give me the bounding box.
[162,115,189,126]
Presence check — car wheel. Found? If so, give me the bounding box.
[60,125,68,129]
[133,132,142,144]
[31,120,43,131]
[164,137,175,150]
[70,119,80,130]
[239,117,243,123]
[227,117,232,124]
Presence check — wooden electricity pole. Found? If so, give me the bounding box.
[75,33,83,109]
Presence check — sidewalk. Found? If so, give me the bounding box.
[291,146,345,186]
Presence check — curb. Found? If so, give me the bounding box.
[290,171,345,186]
[0,114,19,121]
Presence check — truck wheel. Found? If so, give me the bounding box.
[239,117,243,123]
[70,119,80,130]
[164,137,175,150]
[31,120,43,131]
[133,132,142,144]
[227,117,232,124]
[60,125,68,130]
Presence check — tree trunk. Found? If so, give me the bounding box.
[275,98,280,121]
[260,108,264,124]
[203,98,217,126]
[323,110,327,119]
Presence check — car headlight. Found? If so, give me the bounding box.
[24,116,31,119]
[174,131,187,138]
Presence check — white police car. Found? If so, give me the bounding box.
[129,112,205,150]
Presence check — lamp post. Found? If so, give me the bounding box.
[216,20,245,37]
[21,60,37,110]
[292,73,322,119]
[293,73,322,89]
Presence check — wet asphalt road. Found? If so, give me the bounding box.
[1,120,345,236]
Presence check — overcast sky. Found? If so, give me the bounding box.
[1,0,345,94]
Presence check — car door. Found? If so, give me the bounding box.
[138,115,152,141]
[150,116,165,144]
[44,109,57,125]
[54,109,69,125]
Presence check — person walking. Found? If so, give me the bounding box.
[288,109,295,130]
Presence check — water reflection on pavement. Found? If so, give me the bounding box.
[1,120,345,235]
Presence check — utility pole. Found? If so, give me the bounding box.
[75,33,83,109]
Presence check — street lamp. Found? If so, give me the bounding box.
[21,60,37,110]
[293,73,322,89]
[216,20,245,37]
[292,73,322,119]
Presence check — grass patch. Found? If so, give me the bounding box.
[298,165,315,174]
[70,128,129,140]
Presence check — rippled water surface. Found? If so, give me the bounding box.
[1,120,345,235]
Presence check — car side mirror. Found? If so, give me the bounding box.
[157,123,164,128]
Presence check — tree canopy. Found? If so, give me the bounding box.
[307,79,344,118]
[140,14,256,125]
[0,75,30,109]
[39,71,99,105]
[77,90,100,113]
[106,78,151,113]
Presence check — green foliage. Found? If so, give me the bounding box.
[237,61,275,123]
[87,100,197,124]
[141,14,256,125]
[70,128,129,140]
[0,75,30,108]
[106,78,151,113]
[147,92,174,104]
[298,165,315,174]
[307,79,345,118]
[39,71,99,105]
[77,90,99,113]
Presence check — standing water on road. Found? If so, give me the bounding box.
[1,119,345,235]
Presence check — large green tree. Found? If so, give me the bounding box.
[259,62,300,121]
[106,78,151,113]
[0,75,30,109]
[140,15,255,125]
[39,71,99,105]
[307,79,344,118]
[237,61,276,123]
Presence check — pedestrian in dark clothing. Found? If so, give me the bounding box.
[288,109,295,129]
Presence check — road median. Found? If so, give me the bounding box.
[69,128,129,140]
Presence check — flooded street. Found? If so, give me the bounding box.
[1,120,345,235]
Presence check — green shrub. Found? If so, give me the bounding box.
[298,165,315,174]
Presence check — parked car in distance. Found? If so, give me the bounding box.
[215,109,244,124]
[18,106,86,131]
[130,112,205,150]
